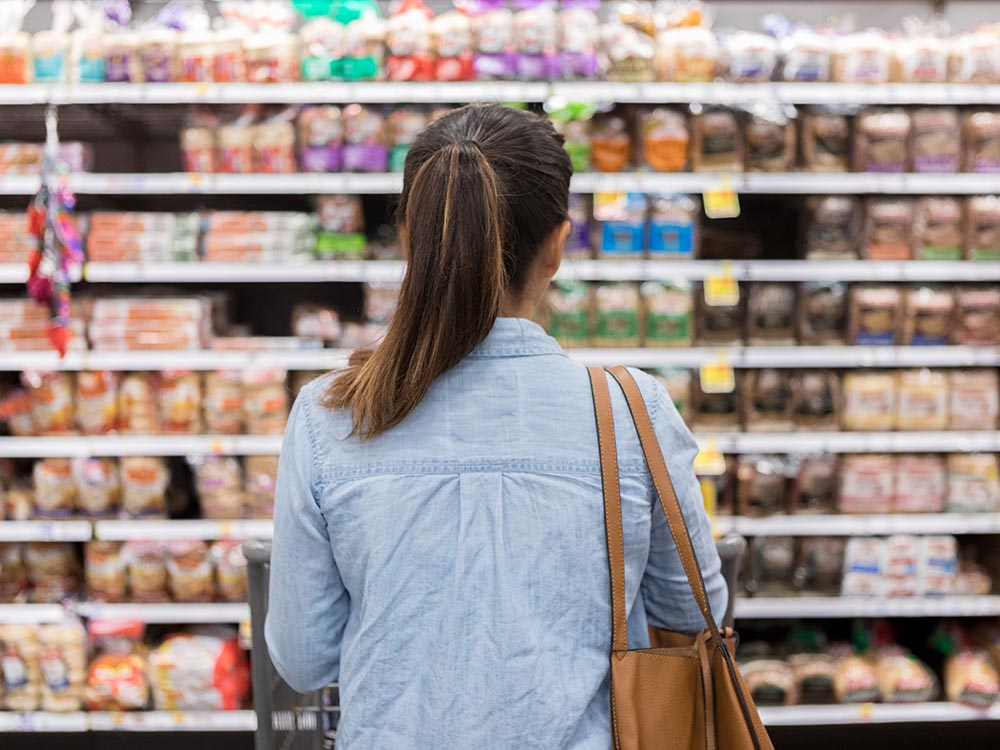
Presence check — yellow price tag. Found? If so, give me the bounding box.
[858,703,875,721]
[703,261,740,307]
[187,173,204,193]
[694,437,727,478]
[239,619,253,649]
[703,177,741,219]
[218,520,234,538]
[699,353,735,394]
[209,439,225,455]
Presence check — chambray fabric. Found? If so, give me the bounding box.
[266,317,727,750]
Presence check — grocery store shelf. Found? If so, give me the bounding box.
[95,519,273,541]
[757,703,1000,726]
[0,712,90,732]
[0,435,282,458]
[2,81,1000,107]
[75,602,250,624]
[715,513,1000,537]
[0,604,69,624]
[87,710,257,732]
[0,263,26,283]
[0,520,92,541]
[734,596,1000,619]
[0,348,350,372]
[82,260,407,283]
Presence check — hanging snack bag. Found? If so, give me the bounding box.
[854,109,911,173]
[949,370,999,431]
[547,281,591,347]
[963,112,1000,173]
[594,283,640,348]
[558,0,600,79]
[842,372,897,431]
[911,108,960,174]
[513,0,558,79]
[741,371,794,433]
[386,0,434,81]
[839,455,895,514]
[298,106,344,173]
[432,10,475,81]
[746,283,796,345]
[590,111,632,172]
[965,195,1000,261]
[648,194,697,258]
[641,281,692,347]
[73,457,120,518]
[119,457,169,519]
[692,109,742,173]
[803,196,859,259]
[914,197,964,261]
[639,108,689,172]
[471,0,515,79]
[596,192,646,257]
[953,287,1000,345]
[791,372,840,431]
[896,369,949,431]
[797,281,847,344]
[800,110,850,172]
[342,104,388,173]
[946,453,1000,512]
[901,285,954,346]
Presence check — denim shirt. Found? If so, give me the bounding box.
[266,318,727,750]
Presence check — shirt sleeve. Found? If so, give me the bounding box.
[639,379,728,634]
[265,390,349,693]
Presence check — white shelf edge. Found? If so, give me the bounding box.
[0,435,283,458]
[0,520,93,542]
[734,595,1000,619]
[74,602,250,624]
[87,710,257,732]
[758,702,1000,726]
[0,712,90,732]
[95,519,273,541]
[0,604,70,624]
[715,513,1000,537]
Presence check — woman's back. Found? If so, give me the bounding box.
[266,317,726,749]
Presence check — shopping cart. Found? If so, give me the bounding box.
[245,536,746,750]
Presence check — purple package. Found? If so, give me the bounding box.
[559,51,598,78]
[343,145,389,172]
[564,195,592,257]
[513,0,558,79]
[516,53,559,79]
[104,45,133,82]
[475,53,517,79]
[557,0,599,79]
[300,147,345,173]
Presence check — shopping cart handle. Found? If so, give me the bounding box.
[244,540,273,564]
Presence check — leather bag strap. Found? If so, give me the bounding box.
[588,366,628,653]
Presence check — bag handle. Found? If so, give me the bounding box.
[588,366,629,653]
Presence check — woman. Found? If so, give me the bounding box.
[266,104,727,749]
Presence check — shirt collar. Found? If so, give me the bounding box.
[468,317,566,359]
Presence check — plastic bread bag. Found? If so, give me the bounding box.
[298,105,344,173]
[647,194,697,258]
[853,109,911,173]
[203,370,244,434]
[741,371,794,433]
[316,194,365,259]
[557,0,600,80]
[0,542,28,602]
[749,536,796,595]
[121,540,168,603]
[911,108,960,174]
[84,629,150,710]
[0,624,40,710]
[469,0,515,80]
[119,457,169,519]
[838,454,895,513]
[722,30,776,83]
[777,24,832,82]
[340,12,384,82]
[876,647,939,704]
[791,454,839,513]
[512,0,558,80]
[386,0,434,82]
[735,455,788,517]
[894,454,947,514]
[243,19,299,83]
[299,18,344,82]
[691,108,742,173]
[833,651,881,703]
[32,459,77,519]
[244,455,278,518]
[953,287,1000,345]
[32,0,72,83]
[37,621,86,712]
[156,370,202,434]
[946,453,1000,513]
[595,192,645,257]
[4,480,33,521]
[546,281,592,347]
[191,454,245,519]
[23,371,75,435]
[744,105,796,173]
[787,652,837,704]
[76,371,119,435]
[895,368,948,431]
[590,109,632,173]
[740,660,796,707]
[963,112,1000,174]
[948,370,999,431]
[800,109,850,172]
[791,372,840,432]
[84,541,127,603]
[901,285,954,346]
[797,537,846,595]
[388,107,429,172]
[139,20,178,84]
[117,373,159,434]
[593,283,640,348]
[640,280,692,347]
[945,650,999,708]
[342,104,389,173]
[147,630,249,710]
[746,283,795,345]
[253,112,297,174]
[965,195,1000,261]
[840,537,886,595]
[25,542,80,603]
[212,540,249,603]
[832,29,891,84]
[639,107,689,172]
[166,541,214,603]
[891,22,947,83]
[948,27,1000,84]
[73,457,120,519]
[797,281,847,344]
[180,109,218,174]
[913,197,963,261]
[655,24,717,83]
[849,285,902,345]
[602,12,654,82]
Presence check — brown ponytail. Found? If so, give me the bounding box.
[325,104,572,438]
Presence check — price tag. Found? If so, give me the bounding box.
[703,261,739,307]
[699,478,718,520]
[209,439,225,455]
[857,703,875,721]
[111,713,126,728]
[218,520,234,538]
[186,173,205,194]
[703,177,740,219]
[694,437,727,477]
[194,82,211,101]
[699,353,735,394]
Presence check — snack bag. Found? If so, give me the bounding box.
[32,0,72,82]
[595,192,645,257]
[590,111,632,172]
[803,197,859,259]
[603,15,654,82]
[432,10,475,81]
[341,13,384,81]
[70,1,106,82]
[945,650,999,708]
[33,458,77,518]
[894,455,946,513]
[639,108,689,172]
[316,194,366,259]
[648,194,697,258]
[546,281,591,347]
[876,648,939,704]
[948,370,999,431]
[791,372,840,431]
[342,104,389,173]
[741,372,794,433]
[243,369,288,435]
[558,0,600,79]
[656,26,717,83]
[140,24,178,83]
[73,457,120,518]
[953,287,1000,345]
[594,283,640,347]
[119,457,169,519]
[914,197,963,261]
[512,0,558,79]
[946,454,1000,513]
[25,542,79,603]
[746,283,795,345]
[204,371,243,434]
[470,0,515,79]
[896,369,948,431]
[388,107,429,172]
[641,281,692,347]
[839,457,895,514]
[849,286,902,345]
[118,373,158,434]
[745,108,795,173]
[891,26,947,83]
[386,0,434,81]
[911,108,960,174]
[298,106,344,173]
[253,114,297,174]
[300,18,344,81]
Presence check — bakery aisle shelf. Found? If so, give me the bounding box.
[0,604,69,624]
[0,434,283,458]
[95,519,274,541]
[715,513,1000,537]
[74,602,250,624]
[0,520,92,541]
[757,703,1000,727]
[0,712,90,732]
[82,260,408,283]
[1,81,1000,106]
[734,596,1000,619]
[87,710,258,732]
[0,348,351,372]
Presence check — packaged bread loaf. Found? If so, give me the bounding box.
[963,112,1000,173]
[243,369,288,435]
[894,455,946,513]
[744,110,795,173]
[639,108,689,172]
[0,543,28,602]
[32,459,76,518]
[594,283,640,347]
[76,371,118,435]
[741,371,794,433]
[913,197,963,260]
[849,286,902,346]
[946,454,1000,512]
[799,538,846,594]
[945,650,999,708]
[245,455,279,518]
[791,372,840,431]
[788,652,837,704]
[892,32,947,83]
[0,624,41,710]
[590,111,632,172]
[204,370,244,434]
[948,29,1000,83]
[797,282,847,344]
[24,372,74,435]
[122,540,168,602]
[4,482,32,522]
[750,537,796,595]
[85,541,126,603]
[747,283,795,344]
[691,110,742,173]
[696,283,745,345]
[84,653,150,711]
[800,110,850,172]
[156,371,201,434]
[861,198,914,260]
[876,648,938,704]
[792,455,839,513]
[854,109,910,173]
[895,369,948,431]
[118,373,158,434]
[212,541,248,603]
[147,631,250,710]
[655,25,718,82]
[192,456,245,519]
[779,26,832,82]
[803,197,859,259]
[833,652,881,703]
[547,281,592,347]
[119,457,169,519]
[37,622,86,712]
[948,370,999,430]
[640,281,692,347]
[741,660,796,707]
[73,457,120,518]
[647,194,698,258]
[901,285,954,346]
[166,541,214,603]
[736,456,788,516]
[26,542,79,603]
[839,455,895,513]
[911,108,960,173]
[841,537,886,595]
[953,287,1000,345]
[724,31,777,83]
[965,196,1000,261]
[833,30,891,84]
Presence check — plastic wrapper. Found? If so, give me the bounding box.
[299,19,343,82]
[953,287,1000,345]
[73,458,120,519]
[849,286,901,346]
[166,541,214,603]
[833,653,880,703]
[253,118,297,174]
[854,110,911,173]
[148,631,250,710]
[647,194,697,258]
[156,371,201,434]
[85,541,126,603]
[0,542,28,601]
[791,372,840,431]
[204,371,244,434]
[37,622,86,712]
[212,541,248,603]
[84,649,149,711]
[180,126,215,173]
[800,111,850,172]
[641,281,692,347]
[741,371,793,433]
[750,537,796,595]
[841,537,886,596]
[244,31,298,83]
[140,27,177,83]
[342,104,388,173]
[590,112,632,173]
[24,372,75,435]
[949,30,1000,83]
[432,11,475,81]
[25,542,79,603]
[386,0,434,82]
[192,456,245,520]
[891,33,947,83]
[963,112,1000,173]
[895,455,947,513]
[388,108,429,172]
[237,370,283,432]
[896,369,948,431]
[913,197,964,261]
[949,370,999,430]
[216,122,253,174]
[596,192,645,257]
[0,624,40,710]
[876,648,939,704]
[736,456,787,517]
[791,455,838,514]
[779,27,832,82]
[946,454,1000,513]
[745,111,795,173]
[244,455,278,518]
[901,285,954,346]
[512,0,559,79]
[557,0,600,80]
[696,282,744,345]
[832,30,891,84]
[593,283,640,348]
[118,373,158,434]
[603,13,654,82]
[547,281,591,347]
[340,14,385,82]
[723,31,776,83]
[945,650,999,708]
[32,459,76,519]
[298,106,343,173]
[655,25,717,82]
[803,196,858,260]
[639,108,688,172]
[32,2,72,82]
[316,194,365,259]
[122,541,168,603]
[119,457,169,519]
[742,659,795,707]
[839,456,895,514]
[4,482,32,521]
[788,652,836,704]
[364,284,400,325]
[691,110,742,173]
[798,538,846,595]
[965,196,1000,261]
[746,283,795,345]
[75,371,118,435]
[911,108,960,174]
[797,282,847,344]
[472,3,515,79]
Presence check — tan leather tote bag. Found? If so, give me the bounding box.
[588,365,774,750]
